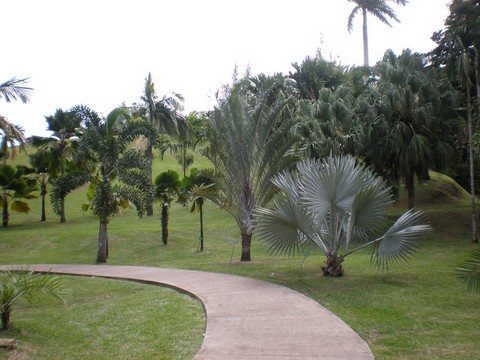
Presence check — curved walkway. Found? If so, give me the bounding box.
[0,264,373,359]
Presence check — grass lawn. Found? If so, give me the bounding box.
[1,153,480,359]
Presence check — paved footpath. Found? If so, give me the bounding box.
[0,264,374,359]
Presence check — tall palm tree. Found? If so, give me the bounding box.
[30,108,82,223]
[66,105,154,263]
[347,0,407,67]
[255,155,430,276]
[138,73,184,216]
[205,74,298,261]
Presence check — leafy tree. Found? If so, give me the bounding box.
[154,170,181,245]
[292,86,357,159]
[359,49,458,208]
[0,269,64,331]
[289,56,347,100]
[430,0,480,242]
[205,75,298,261]
[30,108,82,223]
[255,155,430,276]
[0,165,38,226]
[347,0,407,67]
[68,105,154,263]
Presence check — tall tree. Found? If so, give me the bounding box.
[30,109,82,223]
[137,73,184,216]
[430,0,480,242]
[358,49,458,209]
[205,74,298,261]
[63,105,154,263]
[347,0,407,67]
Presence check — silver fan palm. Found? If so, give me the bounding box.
[255,155,430,276]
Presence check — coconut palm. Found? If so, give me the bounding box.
[0,269,64,331]
[347,0,407,67]
[30,108,82,223]
[255,155,430,276]
[0,116,27,165]
[67,105,154,263]
[205,74,298,261]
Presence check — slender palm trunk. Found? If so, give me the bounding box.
[406,172,415,210]
[96,220,108,263]
[239,183,254,262]
[59,145,66,223]
[161,202,169,245]
[2,196,9,227]
[198,198,204,251]
[40,173,47,222]
[362,8,369,67]
[146,141,154,216]
[466,78,478,242]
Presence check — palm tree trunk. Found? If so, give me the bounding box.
[96,220,108,263]
[240,231,252,262]
[1,310,11,331]
[321,256,344,277]
[146,141,154,216]
[406,172,415,210]
[161,203,169,245]
[2,197,9,227]
[362,8,369,67]
[466,77,478,242]
[40,174,47,222]
[198,199,204,251]
[60,197,66,223]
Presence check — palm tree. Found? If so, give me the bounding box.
[154,170,181,245]
[359,49,457,209]
[29,152,55,221]
[0,117,27,165]
[255,155,430,276]
[0,165,38,226]
[137,73,184,216]
[1,269,64,331]
[30,108,82,223]
[205,74,298,261]
[68,105,154,263]
[0,77,32,163]
[347,0,407,67]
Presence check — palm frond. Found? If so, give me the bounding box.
[371,210,431,269]
[457,248,480,293]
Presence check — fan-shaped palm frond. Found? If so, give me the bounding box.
[457,248,480,292]
[255,155,430,276]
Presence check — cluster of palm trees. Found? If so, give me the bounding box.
[1,0,480,280]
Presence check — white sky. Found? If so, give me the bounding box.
[1,0,450,137]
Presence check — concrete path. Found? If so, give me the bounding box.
[0,264,373,359]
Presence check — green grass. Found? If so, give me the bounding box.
[2,152,480,359]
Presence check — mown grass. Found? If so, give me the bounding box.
[2,153,480,359]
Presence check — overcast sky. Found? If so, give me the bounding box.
[1,0,450,137]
